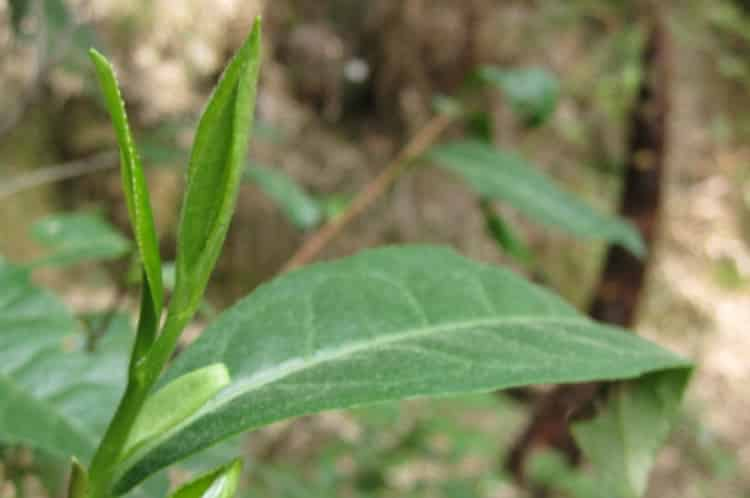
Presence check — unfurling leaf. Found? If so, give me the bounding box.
[171,18,262,323]
[89,48,164,342]
[168,459,243,498]
[67,458,89,498]
[121,364,230,462]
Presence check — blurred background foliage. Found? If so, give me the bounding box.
[1,1,750,497]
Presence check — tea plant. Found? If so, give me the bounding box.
[0,20,692,498]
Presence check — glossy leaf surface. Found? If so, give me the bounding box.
[89,49,164,317]
[114,246,688,492]
[430,141,645,256]
[244,162,322,230]
[29,212,131,267]
[172,19,262,318]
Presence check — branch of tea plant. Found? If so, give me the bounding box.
[0,150,119,200]
[282,113,453,272]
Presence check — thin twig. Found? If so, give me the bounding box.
[0,150,119,200]
[282,114,453,272]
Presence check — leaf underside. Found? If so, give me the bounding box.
[115,245,688,493]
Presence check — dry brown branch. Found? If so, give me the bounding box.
[282,113,453,272]
[0,151,119,200]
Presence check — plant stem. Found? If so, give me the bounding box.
[87,382,149,498]
[282,113,453,272]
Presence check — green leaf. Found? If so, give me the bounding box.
[572,369,692,498]
[122,364,230,461]
[169,459,243,498]
[89,49,164,319]
[480,200,532,265]
[29,212,131,268]
[0,260,128,462]
[113,246,688,492]
[429,141,645,256]
[477,66,560,127]
[171,18,262,322]
[244,162,322,230]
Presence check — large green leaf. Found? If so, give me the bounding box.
[89,49,164,318]
[171,19,262,320]
[244,162,322,230]
[0,260,127,462]
[113,246,689,492]
[29,212,131,268]
[429,141,645,256]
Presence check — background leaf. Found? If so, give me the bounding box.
[29,212,131,267]
[244,162,322,230]
[114,245,688,492]
[572,369,692,498]
[0,273,171,498]
[429,141,645,256]
[477,66,561,127]
[480,200,532,265]
[0,260,127,462]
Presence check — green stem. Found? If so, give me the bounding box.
[87,381,149,498]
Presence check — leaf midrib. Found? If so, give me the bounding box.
[207,315,654,408]
[117,314,661,474]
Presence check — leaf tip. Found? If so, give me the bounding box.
[88,47,109,67]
